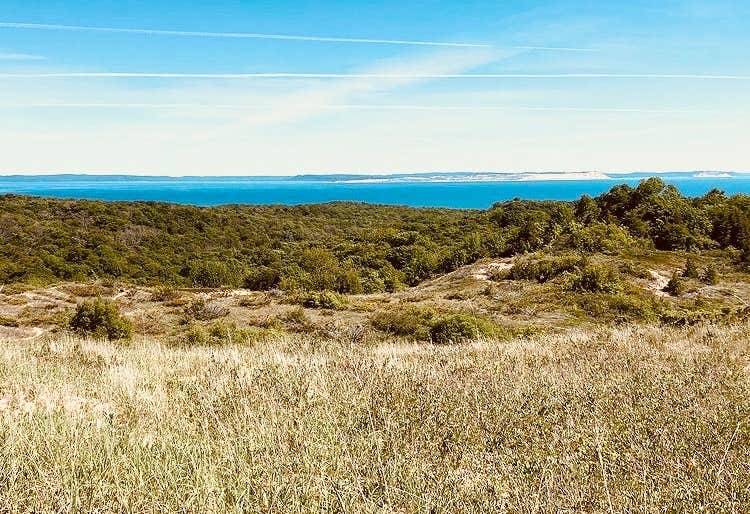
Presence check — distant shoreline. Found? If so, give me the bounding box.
[0,170,746,183]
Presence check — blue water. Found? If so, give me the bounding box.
[1,174,749,209]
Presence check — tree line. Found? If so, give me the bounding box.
[1,178,748,291]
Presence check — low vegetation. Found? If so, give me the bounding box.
[1,324,748,511]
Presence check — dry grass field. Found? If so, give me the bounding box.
[1,323,749,512]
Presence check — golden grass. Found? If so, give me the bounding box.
[1,324,749,512]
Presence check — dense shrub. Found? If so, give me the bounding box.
[189,260,234,288]
[243,266,281,291]
[568,222,638,254]
[301,291,347,310]
[428,314,501,345]
[69,299,132,341]
[570,264,620,293]
[664,273,686,296]
[702,265,719,285]
[507,255,581,283]
[370,307,435,341]
[682,257,700,279]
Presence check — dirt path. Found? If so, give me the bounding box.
[648,270,671,297]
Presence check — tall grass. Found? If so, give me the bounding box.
[1,325,749,512]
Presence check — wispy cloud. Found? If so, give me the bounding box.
[0,21,595,51]
[0,103,711,114]
[0,52,44,60]
[1,72,747,80]
[0,21,488,48]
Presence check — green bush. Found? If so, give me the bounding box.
[428,314,501,345]
[570,264,620,293]
[69,299,132,341]
[701,264,719,285]
[506,255,580,283]
[682,257,700,279]
[183,322,209,346]
[370,307,435,340]
[664,273,686,296]
[301,291,347,309]
[243,266,281,291]
[189,260,234,288]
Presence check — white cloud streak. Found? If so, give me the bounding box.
[0,21,489,48]
[0,52,44,60]
[0,103,711,114]
[0,21,598,51]
[1,72,747,80]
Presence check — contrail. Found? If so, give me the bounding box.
[0,103,712,114]
[0,72,748,80]
[0,21,489,48]
[0,52,44,60]
[0,21,595,51]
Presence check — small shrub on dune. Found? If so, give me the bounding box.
[570,264,621,294]
[428,313,501,345]
[506,255,580,283]
[184,298,229,321]
[664,273,686,296]
[300,291,347,310]
[370,306,435,341]
[69,299,132,341]
[682,257,701,279]
[701,264,719,285]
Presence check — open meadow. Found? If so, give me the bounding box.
[1,323,749,512]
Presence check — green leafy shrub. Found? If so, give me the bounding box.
[506,255,581,283]
[69,299,132,341]
[189,260,234,288]
[301,291,347,309]
[701,264,719,285]
[664,273,686,296]
[370,307,435,341]
[183,322,209,346]
[428,313,501,345]
[570,264,620,293]
[682,257,700,279]
[243,266,281,291]
[570,222,637,254]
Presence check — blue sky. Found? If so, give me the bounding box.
[0,0,748,175]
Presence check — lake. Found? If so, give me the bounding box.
[1,174,749,209]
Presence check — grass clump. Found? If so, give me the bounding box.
[69,298,132,341]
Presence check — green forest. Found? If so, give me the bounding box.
[1,177,749,291]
